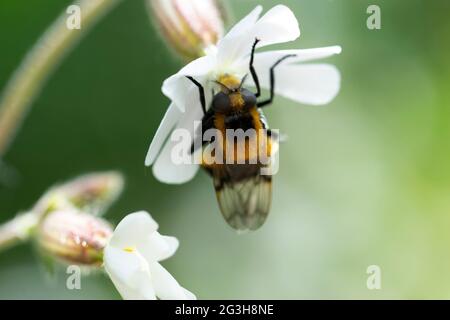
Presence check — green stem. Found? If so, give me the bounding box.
[0,0,121,158]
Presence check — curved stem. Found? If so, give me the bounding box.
[0,0,121,158]
[0,212,37,251]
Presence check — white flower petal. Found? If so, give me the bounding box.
[182,288,197,300]
[104,246,156,300]
[108,211,179,261]
[108,211,158,248]
[258,63,341,105]
[153,146,200,184]
[160,235,179,260]
[225,5,262,40]
[162,55,215,112]
[145,103,182,166]
[153,87,203,184]
[251,5,300,47]
[139,232,179,262]
[217,5,300,65]
[149,261,196,300]
[253,46,342,68]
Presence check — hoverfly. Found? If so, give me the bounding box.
[187,38,295,231]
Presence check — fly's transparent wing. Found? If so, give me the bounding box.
[213,169,272,231]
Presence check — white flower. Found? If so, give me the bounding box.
[145,5,342,184]
[103,211,195,300]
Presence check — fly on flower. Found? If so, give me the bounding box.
[185,38,295,230]
[145,5,342,231]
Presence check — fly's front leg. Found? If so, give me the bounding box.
[257,54,296,108]
[190,110,215,154]
[186,76,206,114]
[249,38,261,97]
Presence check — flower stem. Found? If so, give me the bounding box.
[0,0,121,158]
[0,212,38,251]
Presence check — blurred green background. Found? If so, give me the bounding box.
[1,0,450,299]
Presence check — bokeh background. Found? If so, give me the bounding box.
[1,0,450,299]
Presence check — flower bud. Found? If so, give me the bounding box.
[33,171,124,217]
[37,209,113,266]
[148,0,226,61]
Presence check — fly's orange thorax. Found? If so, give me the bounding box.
[217,74,240,90]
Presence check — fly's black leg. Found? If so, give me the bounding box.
[190,109,215,154]
[250,38,261,97]
[257,54,296,108]
[186,76,206,114]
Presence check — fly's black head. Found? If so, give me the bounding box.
[211,74,256,113]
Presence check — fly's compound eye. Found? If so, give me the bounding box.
[212,92,231,113]
[240,89,257,109]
